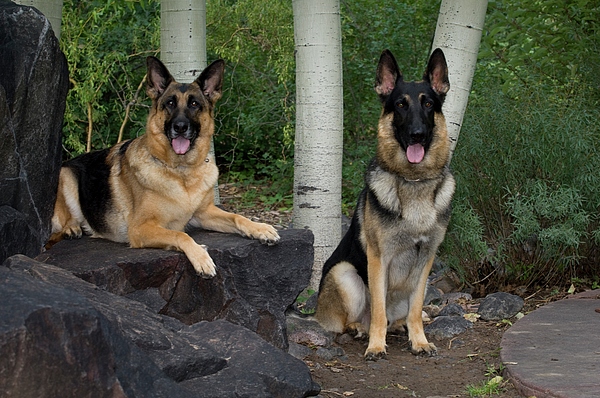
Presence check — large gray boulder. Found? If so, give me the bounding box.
[0,0,69,263]
[37,228,315,350]
[2,254,321,397]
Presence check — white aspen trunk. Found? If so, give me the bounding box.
[23,0,63,39]
[161,0,219,204]
[431,0,488,160]
[292,0,343,290]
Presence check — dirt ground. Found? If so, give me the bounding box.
[305,320,522,398]
[219,182,557,398]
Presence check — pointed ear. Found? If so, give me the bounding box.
[424,48,449,96]
[146,56,174,100]
[375,49,402,102]
[196,59,225,104]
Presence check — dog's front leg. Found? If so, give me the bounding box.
[128,221,216,278]
[193,204,280,245]
[406,255,437,355]
[365,243,388,360]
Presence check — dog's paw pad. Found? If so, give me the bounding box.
[411,342,437,356]
[364,349,387,361]
[251,224,280,245]
[187,246,217,278]
[346,323,368,340]
[62,226,82,240]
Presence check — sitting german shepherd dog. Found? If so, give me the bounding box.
[49,57,280,277]
[315,49,455,360]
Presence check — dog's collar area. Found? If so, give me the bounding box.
[151,155,210,168]
[402,166,450,183]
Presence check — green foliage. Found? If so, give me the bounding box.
[479,0,600,97]
[444,81,600,287]
[465,376,505,397]
[207,0,295,177]
[441,1,600,289]
[60,0,159,158]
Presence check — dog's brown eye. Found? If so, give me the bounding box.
[424,101,433,108]
[166,100,175,108]
[190,100,199,108]
[397,102,405,108]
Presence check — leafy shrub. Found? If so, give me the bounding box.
[437,0,600,291]
[60,0,159,158]
[443,81,600,290]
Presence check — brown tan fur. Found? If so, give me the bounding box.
[49,57,279,277]
[315,49,455,360]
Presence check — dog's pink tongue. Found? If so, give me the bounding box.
[407,144,425,163]
[172,137,190,155]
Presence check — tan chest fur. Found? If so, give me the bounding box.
[104,136,218,240]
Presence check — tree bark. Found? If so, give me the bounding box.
[23,0,63,39]
[161,0,207,82]
[292,0,343,289]
[431,0,488,161]
[161,0,220,204]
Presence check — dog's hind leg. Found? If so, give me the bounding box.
[315,261,368,335]
[48,168,85,246]
[406,255,437,355]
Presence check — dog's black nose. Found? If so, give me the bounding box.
[410,127,426,143]
[173,121,189,134]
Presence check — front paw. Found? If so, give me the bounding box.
[411,341,437,356]
[186,244,217,278]
[247,223,280,246]
[364,346,387,361]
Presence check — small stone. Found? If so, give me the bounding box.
[288,342,313,360]
[423,305,442,318]
[424,284,443,305]
[316,347,335,361]
[329,346,345,357]
[478,292,524,321]
[335,333,354,344]
[439,302,466,317]
[425,316,473,338]
[441,292,473,304]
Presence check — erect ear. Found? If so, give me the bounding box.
[146,56,174,100]
[424,48,449,96]
[375,49,402,102]
[195,59,225,104]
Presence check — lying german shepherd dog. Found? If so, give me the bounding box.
[315,49,455,360]
[49,57,280,277]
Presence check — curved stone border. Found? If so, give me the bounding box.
[500,295,600,398]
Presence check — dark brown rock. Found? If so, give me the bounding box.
[0,260,197,398]
[0,1,69,263]
[2,254,320,397]
[37,228,314,349]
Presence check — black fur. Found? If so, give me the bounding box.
[63,149,112,234]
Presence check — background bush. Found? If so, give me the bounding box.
[59,0,600,293]
[442,0,600,292]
